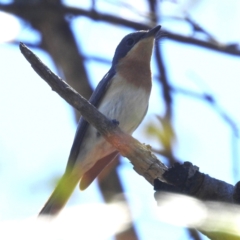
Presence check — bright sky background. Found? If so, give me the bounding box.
[0,0,240,239]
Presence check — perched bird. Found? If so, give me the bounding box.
[39,25,161,215]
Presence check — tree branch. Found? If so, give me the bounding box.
[20,43,240,239]
[20,42,239,202]
[19,42,168,185]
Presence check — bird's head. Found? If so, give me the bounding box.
[112,25,161,67]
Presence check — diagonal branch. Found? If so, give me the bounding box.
[19,42,168,185]
[19,42,238,202]
[164,30,240,56]
[20,44,240,240]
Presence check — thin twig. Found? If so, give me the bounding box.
[1,3,240,57]
[171,86,239,137]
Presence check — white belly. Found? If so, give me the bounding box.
[99,76,150,134]
[75,74,151,174]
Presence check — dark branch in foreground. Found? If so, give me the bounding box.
[20,42,240,239]
[20,42,240,201]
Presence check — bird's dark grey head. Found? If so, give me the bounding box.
[112,25,161,66]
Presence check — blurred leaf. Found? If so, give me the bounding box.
[146,115,176,152]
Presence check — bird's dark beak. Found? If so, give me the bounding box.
[144,25,161,38]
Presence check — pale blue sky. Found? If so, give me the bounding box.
[0,0,240,239]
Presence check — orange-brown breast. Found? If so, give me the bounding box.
[116,37,155,93]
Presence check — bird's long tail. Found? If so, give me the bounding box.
[39,172,79,216]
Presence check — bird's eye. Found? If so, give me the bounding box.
[126,38,134,46]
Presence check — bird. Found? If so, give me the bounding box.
[39,25,161,215]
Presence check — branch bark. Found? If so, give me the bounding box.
[19,42,168,185]
[19,42,240,202]
[20,43,240,240]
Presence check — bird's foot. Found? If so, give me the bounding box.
[96,119,119,137]
[111,119,119,126]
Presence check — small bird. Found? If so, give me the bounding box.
[39,25,161,215]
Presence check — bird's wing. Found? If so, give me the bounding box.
[66,67,116,170]
[80,151,119,190]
